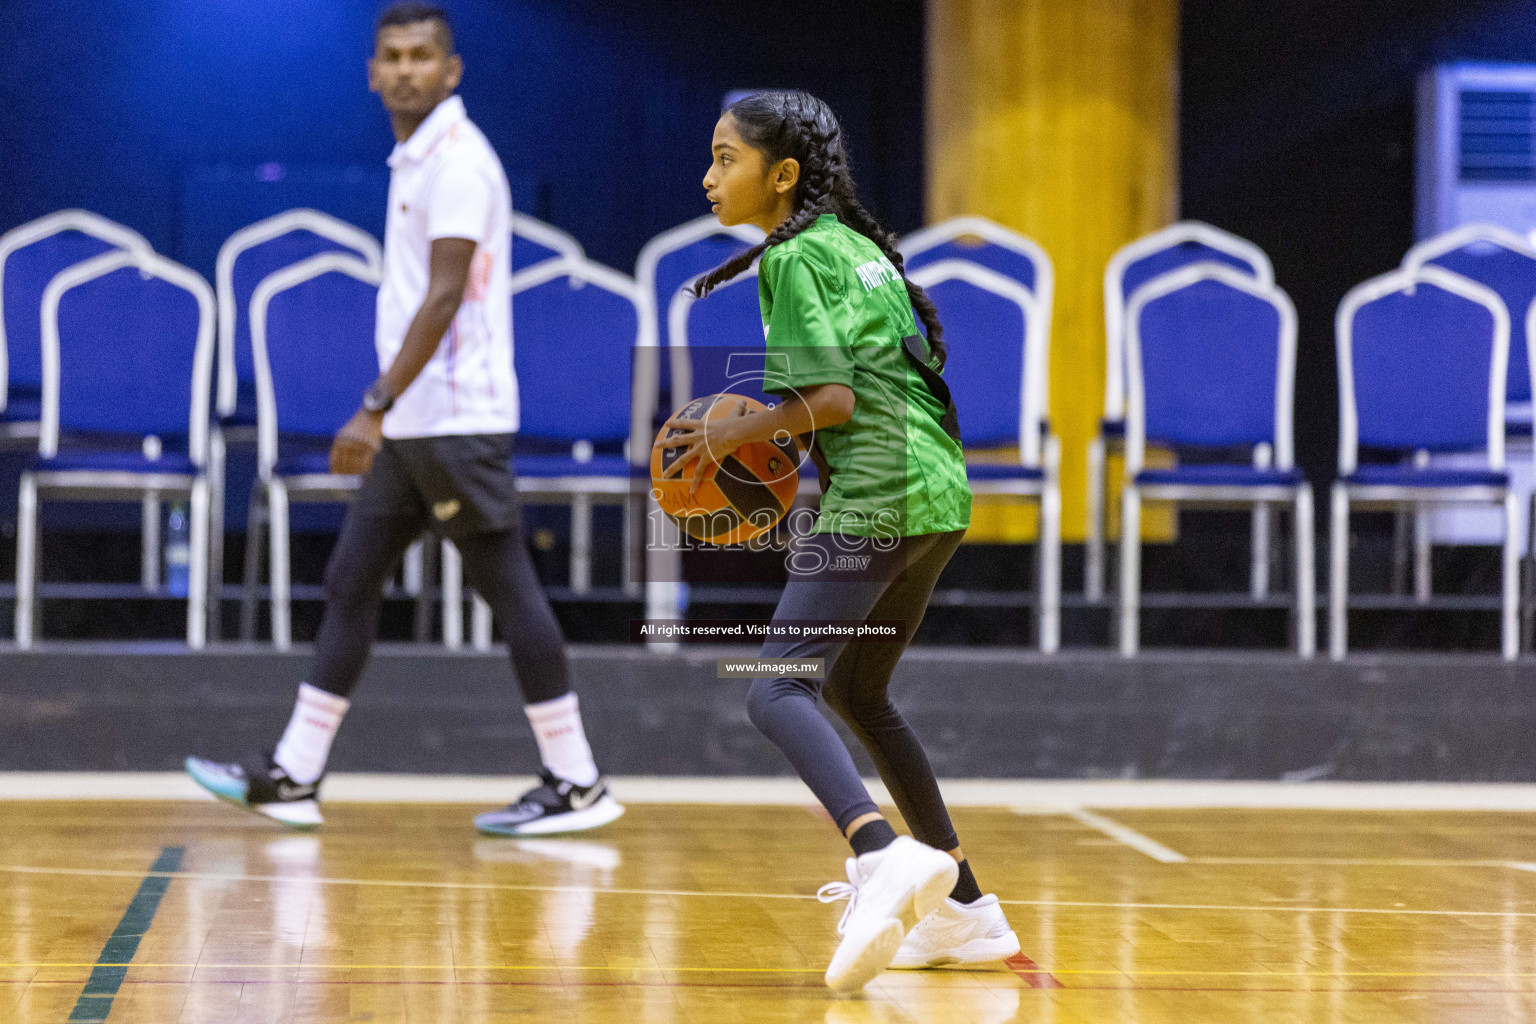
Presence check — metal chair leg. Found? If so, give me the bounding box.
[1503,491,1520,662]
[187,476,209,650]
[240,485,267,642]
[15,473,38,648]
[441,540,463,649]
[570,492,593,594]
[1117,485,1142,657]
[1251,443,1272,601]
[472,594,493,651]
[141,491,161,591]
[1085,434,1106,602]
[1294,484,1316,659]
[1329,484,1350,661]
[1523,492,1536,654]
[206,427,225,641]
[413,539,438,642]
[1037,436,1062,654]
[269,480,292,651]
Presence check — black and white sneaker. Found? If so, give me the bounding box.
[474,770,625,836]
[185,753,324,829]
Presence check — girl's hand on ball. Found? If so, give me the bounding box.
[660,401,751,494]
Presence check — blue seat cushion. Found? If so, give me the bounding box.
[1345,465,1508,488]
[514,453,647,478]
[965,462,1045,481]
[33,450,197,475]
[1135,464,1304,487]
[273,451,336,477]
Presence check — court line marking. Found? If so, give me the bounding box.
[1062,807,1187,862]
[66,846,183,1024]
[11,963,1536,979]
[17,773,1536,809]
[6,862,1536,919]
[1004,952,1064,988]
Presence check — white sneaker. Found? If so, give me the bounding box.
[889,894,1021,968]
[817,836,959,993]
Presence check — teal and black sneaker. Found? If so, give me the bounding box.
[474,770,624,836]
[185,753,323,829]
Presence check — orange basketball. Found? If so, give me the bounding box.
[651,393,804,545]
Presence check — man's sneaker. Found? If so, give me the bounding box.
[473,770,625,836]
[185,754,323,829]
[889,894,1021,968]
[816,835,959,993]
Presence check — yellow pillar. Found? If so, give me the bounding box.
[927,0,1179,542]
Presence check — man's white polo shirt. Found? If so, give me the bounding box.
[377,95,517,438]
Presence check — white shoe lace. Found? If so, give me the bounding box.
[816,860,862,937]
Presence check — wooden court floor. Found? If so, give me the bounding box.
[5,800,1536,1022]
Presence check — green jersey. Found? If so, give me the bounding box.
[758,214,971,537]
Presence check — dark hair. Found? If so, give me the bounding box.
[377,2,454,53]
[693,91,944,364]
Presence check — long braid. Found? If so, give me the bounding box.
[692,91,945,366]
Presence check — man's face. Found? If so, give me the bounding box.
[369,21,462,119]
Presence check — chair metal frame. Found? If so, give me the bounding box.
[1089,222,1275,602]
[511,211,584,266]
[213,209,385,641]
[457,254,650,650]
[908,258,1061,652]
[246,251,394,651]
[16,248,215,648]
[632,217,763,633]
[1117,262,1314,658]
[1396,224,1536,605]
[1329,265,1517,661]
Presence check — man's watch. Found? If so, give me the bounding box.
[363,380,395,414]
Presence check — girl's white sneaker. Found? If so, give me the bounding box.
[889,894,1021,968]
[817,836,959,993]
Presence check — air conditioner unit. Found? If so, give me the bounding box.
[1418,62,1536,241]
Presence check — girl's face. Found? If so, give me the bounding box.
[703,114,798,232]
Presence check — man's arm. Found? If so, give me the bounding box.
[329,236,478,475]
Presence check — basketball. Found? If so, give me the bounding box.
[651,393,804,544]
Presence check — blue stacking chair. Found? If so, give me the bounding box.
[511,211,584,272]
[0,211,154,444]
[909,258,1061,652]
[213,209,382,638]
[465,253,649,647]
[900,215,1054,343]
[1398,225,1536,604]
[1089,222,1274,601]
[1330,265,1518,661]
[1118,262,1313,658]
[245,252,381,650]
[16,248,216,648]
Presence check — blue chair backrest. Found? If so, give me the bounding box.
[5,232,125,392]
[1347,276,1502,452]
[56,267,204,440]
[905,238,1038,294]
[514,266,637,444]
[1422,244,1536,403]
[231,231,370,388]
[263,271,379,447]
[674,273,777,408]
[924,278,1031,449]
[513,234,566,272]
[1122,241,1263,300]
[1134,275,1286,449]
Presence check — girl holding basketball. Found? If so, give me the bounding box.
[660,91,1019,993]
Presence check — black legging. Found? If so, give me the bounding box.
[311,509,570,705]
[746,530,964,851]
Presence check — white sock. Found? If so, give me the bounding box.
[524,692,599,787]
[272,683,350,785]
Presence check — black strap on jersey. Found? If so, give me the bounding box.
[900,334,962,444]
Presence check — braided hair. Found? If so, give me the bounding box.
[692,91,946,365]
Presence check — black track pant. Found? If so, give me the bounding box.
[746,530,964,851]
[309,435,569,705]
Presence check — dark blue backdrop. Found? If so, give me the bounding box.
[0,0,925,276]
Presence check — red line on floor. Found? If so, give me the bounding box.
[1004,952,1065,988]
